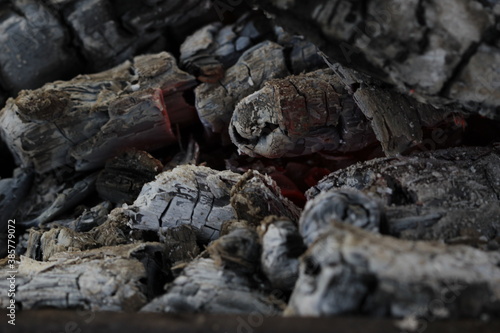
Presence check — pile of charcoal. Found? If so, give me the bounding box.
[1,0,500,321]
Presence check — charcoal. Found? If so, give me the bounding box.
[299,189,384,246]
[45,201,113,232]
[250,0,500,118]
[162,225,200,268]
[286,222,500,318]
[0,243,166,311]
[258,216,306,291]
[207,225,260,274]
[307,146,500,249]
[141,257,284,314]
[0,52,196,174]
[194,41,289,138]
[96,150,163,204]
[0,0,80,94]
[126,165,241,243]
[230,170,302,225]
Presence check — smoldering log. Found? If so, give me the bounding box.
[194,41,289,137]
[307,146,500,249]
[0,52,196,174]
[96,150,163,204]
[230,68,376,158]
[230,66,461,158]
[258,216,306,291]
[299,189,383,247]
[250,0,500,119]
[141,256,285,315]
[126,165,241,243]
[230,170,302,225]
[0,243,167,311]
[285,222,500,318]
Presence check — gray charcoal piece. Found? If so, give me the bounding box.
[286,222,500,318]
[250,0,500,118]
[258,216,306,291]
[307,146,500,249]
[0,52,196,174]
[0,243,165,311]
[45,200,113,232]
[0,0,80,94]
[230,68,376,158]
[141,257,284,315]
[230,169,302,225]
[127,165,241,243]
[299,189,384,246]
[195,41,289,136]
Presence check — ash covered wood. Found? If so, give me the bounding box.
[0,243,167,311]
[126,165,241,243]
[307,146,500,249]
[230,169,302,225]
[0,52,195,174]
[286,222,500,318]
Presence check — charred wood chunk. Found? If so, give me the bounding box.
[251,0,500,117]
[162,225,200,267]
[141,257,285,315]
[0,243,165,311]
[63,0,136,71]
[24,206,132,260]
[307,146,500,249]
[207,225,260,274]
[0,52,195,173]
[258,216,306,291]
[286,222,500,318]
[299,189,383,246]
[230,170,301,225]
[180,14,276,82]
[195,41,289,137]
[0,0,81,94]
[230,68,376,158]
[97,150,163,204]
[127,165,241,243]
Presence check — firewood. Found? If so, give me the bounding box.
[126,165,241,243]
[258,216,306,291]
[0,243,167,311]
[307,146,500,249]
[0,52,196,174]
[285,222,500,318]
[230,170,302,225]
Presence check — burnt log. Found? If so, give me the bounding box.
[0,52,196,174]
[126,165,241,243]
[307,146,500,249]
[286,222,500,318]
[251,0,500,119]
[0,243,167,311]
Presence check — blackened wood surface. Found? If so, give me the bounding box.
[251,0,500,119]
